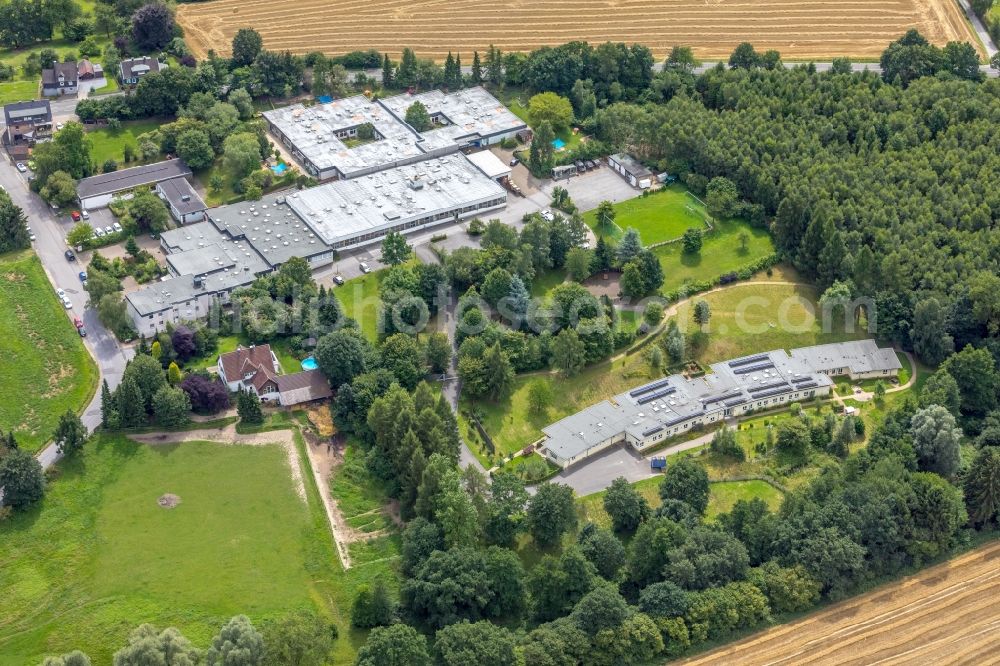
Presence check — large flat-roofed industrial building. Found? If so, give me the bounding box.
[539,341,901,469]
[264,86,526,181]
[125,153,505,334]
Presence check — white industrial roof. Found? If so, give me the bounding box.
[285,153,506,245]
[465,149,511,180]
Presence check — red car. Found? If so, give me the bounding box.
[70,211,81,221]
[73,316,83,328]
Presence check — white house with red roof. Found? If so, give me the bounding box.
[216,344,332,406]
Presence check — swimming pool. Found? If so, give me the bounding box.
[271,163,287,175]
[551,138,566,150]
[301,356,318,370]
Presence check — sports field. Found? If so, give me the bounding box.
[0,436,341,664]
[0,251,98,452]
[583,184,709,245]
[177,0,982,62]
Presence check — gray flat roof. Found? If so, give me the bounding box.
[285,153,506,245]
[611,153,652,178]
[207,191,333,266]
[159,220,270,279]
[542,341,898,462]
[263,86,525,178]
[77,159,192,200]
[158,177,206,215]
[126,269,256,317]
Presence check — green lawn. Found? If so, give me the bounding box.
[671,281,869,365]
[0,252,97,452]
[654,217,775,293]
[0,435,338,664]
[529,267,567,298]
[0,79,38,104]
[330,443,402,569]
[335,268,390,341]
[584,184,711,245]
[86,119,162,167]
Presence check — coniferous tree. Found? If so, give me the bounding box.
[471,50,482,84]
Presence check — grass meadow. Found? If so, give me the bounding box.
[654,217,775,292]
[0,432,400,665]
[584,184,711,244]
[0,252,97,452]
[85,119,162,167]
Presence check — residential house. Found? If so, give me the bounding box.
[156,177,207,224]
[3,100,52,154]
[77,59,103,80]
[119,56,165,85]
[216,344,331,406]
[41,61,78,97]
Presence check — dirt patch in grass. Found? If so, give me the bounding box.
[157,493,181,509]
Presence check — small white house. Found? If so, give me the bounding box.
[608,153,652,189]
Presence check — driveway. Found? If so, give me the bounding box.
[0,160,134,469]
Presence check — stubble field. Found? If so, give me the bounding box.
[178,0,982,62]
[681,539,1000,666]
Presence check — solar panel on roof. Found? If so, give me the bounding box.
[749,381,789,394]
[641,425,664,437]
[750,387,791,400]
[733,362,774,375]
[792,376,813,384]
[724,397,747,407]
[629,378,672,398]
[703,391,744,405]
[728,353,770,368]
[664,415,689,428]
[636,387,677,405]
[796,381,818,389]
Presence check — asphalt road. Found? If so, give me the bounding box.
[0,162,133,469]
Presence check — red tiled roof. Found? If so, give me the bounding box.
[219,345,276,383]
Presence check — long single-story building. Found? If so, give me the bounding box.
[608,153,653,189]
[538,340,900,469]
[263,86,525,181]
[77,158,193,210]
[125,153,506,335]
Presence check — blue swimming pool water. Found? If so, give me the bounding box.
[301,356,318,370]
[271,163,287,174]
[551,138,566,149]
[317,95,333,103]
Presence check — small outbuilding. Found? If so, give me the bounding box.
[465,149,511,182]
[608,153,653,189]
[156,177,207,224]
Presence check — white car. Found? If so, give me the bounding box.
[56,122,64,130]
[15,162,26,173]
[359,262,371,273]
[540,209,555,222]
[81,209,89,220]
[62,295,72,309]
[105,225,113,235]
[112,222,122,233]
[28,229,36,241]
[93,227,104,237]
[56,288,66,298]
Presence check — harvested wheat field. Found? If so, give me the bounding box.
[177,0,982,62]
[681,540,1000,666]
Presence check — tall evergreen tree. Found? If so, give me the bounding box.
[471,50,482,84]
[117,375,146,428]
[381,53,394,87]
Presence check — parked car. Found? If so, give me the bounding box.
[78,271,87,282]
[55,123,64,131]
[104,225,113,235]
[78,326,86,337]
[93,227,104,237]
[64,250,76,261]
[28,230,36,241]
[540,209,555,222]
[15,162,26,173]
[333,274,345,285]
[70,210,81,221]
[61,295,72,309]
[112,222,122,233]
[56,288,66,298]
[575,160,586,171]
[73,317,83,328]
[81,209,89,220]
[585,160,597,170]
[359,262,371,274]
[509,157,519,167]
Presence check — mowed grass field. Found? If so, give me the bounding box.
[584,184,710,245]
[0,252,97,452]
[0,436,333,664]
[86,119,163,167]
[177,0,981,62]
[672,281,870,364]
[655,217,775,293]
[0,433,398,665]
